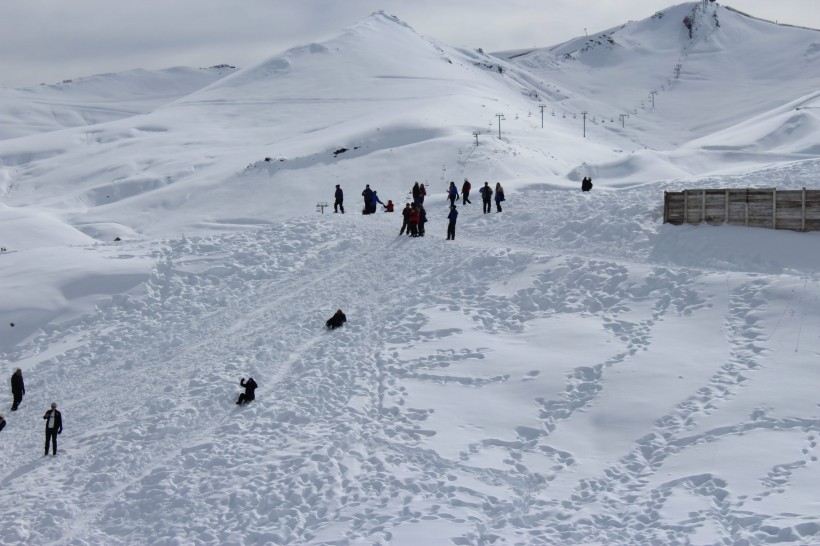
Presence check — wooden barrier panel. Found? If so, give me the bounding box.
[663,188,820,232]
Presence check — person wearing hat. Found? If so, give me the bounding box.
[10,368,24,411]
[334,184,344,214]
[43,402,62,456]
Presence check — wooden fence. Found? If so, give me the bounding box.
[663,188,820,232]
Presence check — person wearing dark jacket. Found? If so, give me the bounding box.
[399,203,411,235]
[334,184,345,213]
[0,414,6,432]
[446,205,458,240]
[326,309,347,330]
[412,182,421,206]
[461,179,472,205]
[361,185,373,214]
[418,205,427,237]
[479,182,493,214]
[236,377,258,405]
[495,182,505,212]
[581,177,593,192]
[10,368,24,411]
[43,402,62,456]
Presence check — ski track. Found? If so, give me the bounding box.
[2,163,820,544]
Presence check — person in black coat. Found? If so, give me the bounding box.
[479,182,493,214]
[10,368,24,411]
[0,413,6,432]
[236,377,258,405]
[43,402,62,456]
[326,309,347,330]
[334,184,345,213]
[581,177,593,192]
[361,185,373,214]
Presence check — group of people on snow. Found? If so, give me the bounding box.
[3,368,64,455]
[332,179,508,241]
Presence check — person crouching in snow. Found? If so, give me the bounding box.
[236,377,258,405]
[383,199,394,212]
[326,309,347,330]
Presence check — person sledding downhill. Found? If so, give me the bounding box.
[236,377,258,405]
[326,309,347,330]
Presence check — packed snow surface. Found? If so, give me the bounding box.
[0,3,819,545]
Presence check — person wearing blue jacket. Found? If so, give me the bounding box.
[369,191,384,214]
[334,184,344,213]
[446,205,458,240]
[447,181,459,207]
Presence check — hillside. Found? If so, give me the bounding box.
[1,3,819,544]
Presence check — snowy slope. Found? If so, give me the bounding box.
[502,2,820,181]
[0,66,237,141]
[0,3,820,545]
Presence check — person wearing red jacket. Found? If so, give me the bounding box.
[408,204,420,237]
[461,178,472,205]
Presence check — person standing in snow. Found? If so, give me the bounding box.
[10,368,24,411]
[446,205,458,240]
[236,377,258,405]
[418,183,427,205]
[461,178,472,205]
[334,184,345,213]
[447,181,459,207]
[399,203,411,235]
[412,182,421,206]
[495,182,505,212]
[479,182,493,214]
[361,184,373,214]
[43,402,62,456]
[418,205,427,237]
[370,190,385,213]
[408,203,420,237]
[326,309,347,330]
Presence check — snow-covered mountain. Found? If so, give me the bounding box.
[0,3,819,544]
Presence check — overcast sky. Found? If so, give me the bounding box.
[1,0,818,89]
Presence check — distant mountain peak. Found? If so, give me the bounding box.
[680,0,721,39]
[367,10,410,26]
